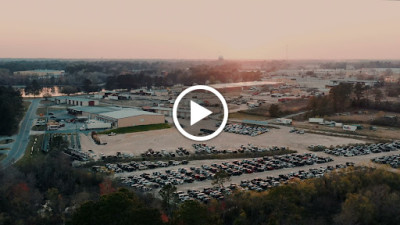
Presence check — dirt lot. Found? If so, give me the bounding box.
[80,125,364,157]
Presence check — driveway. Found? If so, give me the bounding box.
[0,98,40,168]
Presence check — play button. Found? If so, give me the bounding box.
[173,85,228,141]
[190,100,212,126]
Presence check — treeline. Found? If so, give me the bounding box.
[0,60,69,73]
[321,60,400,69]
[106,64,262,90]
[69,167,400,225]
[307,83,400,117]
[2,146,400,224]
[0,145,105,225]
[0,86,24,135]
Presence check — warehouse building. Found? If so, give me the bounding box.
[95,108,165,128]
[67,106,165,128]
[55,96,99,106]
[150,106,190,119]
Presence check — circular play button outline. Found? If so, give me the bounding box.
[173,85,228,141]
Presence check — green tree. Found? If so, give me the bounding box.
[0,86,24,135]
[43,92,52,101]
[61,86,78,96]
[268,104,281,117]
[25,79,42,97]
[212,169,231,188]
[70,189,163,225]
[159,184,177,217]
[174,200,210,225]
[373,89,384,103]
[82,79,92,93]
[354,83,365,103]
[329,83,353,112]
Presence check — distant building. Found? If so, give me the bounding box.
[54,96,99,106]
[150,106,190,119]
[327,79,378,88]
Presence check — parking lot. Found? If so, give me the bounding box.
[224,123,269,136]
[323,141,400,157]
[115,152,334,193]
[81,125,365,157]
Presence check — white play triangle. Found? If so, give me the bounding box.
[190,100,212,126]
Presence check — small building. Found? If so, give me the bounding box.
[242,120,269,126]
[151,106,190,119]
[309,118,324,124]
[154,90,169,96]
[55,96,99,106]
[276,118,292,125]
[67,106,121,119]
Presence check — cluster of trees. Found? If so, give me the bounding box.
[321,61,400,69]
[0,86,24,135]
[106,64,262,90]
[307,83,400,117]
[69,167,400,225]
[0,145,105,225]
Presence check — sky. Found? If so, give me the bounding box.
[0,0,399,60]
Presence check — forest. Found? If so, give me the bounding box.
[0,86,24,135]
[307,82,400,118]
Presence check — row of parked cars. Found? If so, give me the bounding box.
[177,163,354,203]
[118,153,333,192]
[372,154,400,168]
[323,141,400,157]
[193,143,289,154]
[140,147,191,158]
[100,160,189,173]
[224,124,269,136]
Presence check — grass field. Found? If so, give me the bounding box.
[0,154,6,161]
[0,139,14,145]
[32,125,46,131]
[36,107,47,116]
[16,135,45,167]
[99,123,171,135]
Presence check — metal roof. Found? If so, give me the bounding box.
[241,120,269,126]
[98,108,163,119]
[55,96,94,102]
[68,106,119,114]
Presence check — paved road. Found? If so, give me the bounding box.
[0,99,40,168]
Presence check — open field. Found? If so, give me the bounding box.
[15,135,44,167]
[81,125,364,157]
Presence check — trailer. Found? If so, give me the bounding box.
[343,125,357,132]
[309,118,324,124]
[276,118,292,125]
[80,120,112,130]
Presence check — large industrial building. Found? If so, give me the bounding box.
[68,106,165,128]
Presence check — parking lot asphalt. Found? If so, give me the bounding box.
[114,148,400,193]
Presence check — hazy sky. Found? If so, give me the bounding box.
[1,0,399,59]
